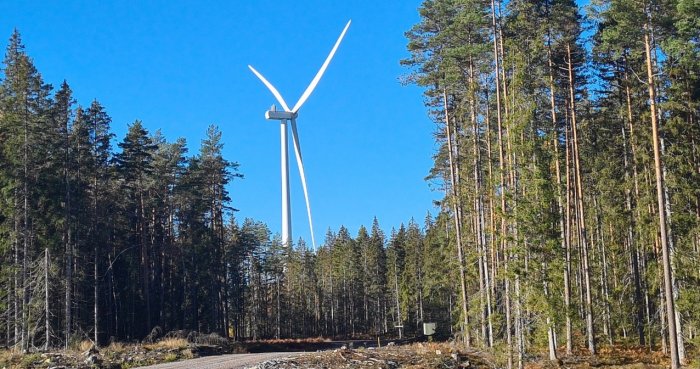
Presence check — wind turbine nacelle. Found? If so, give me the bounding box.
[265,110,296,121]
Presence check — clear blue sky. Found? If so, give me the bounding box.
[0,1,439,246]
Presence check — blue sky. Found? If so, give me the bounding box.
[0,1,439,246]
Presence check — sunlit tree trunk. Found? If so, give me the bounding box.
[643,23,681,369]
[621,60,646,346]
[566,43,595,354]
[44,248,49,350]
[442,89,470,346]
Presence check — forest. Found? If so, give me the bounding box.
[402,0,698,368]
[0,0,699,367]
[0,29,441,351]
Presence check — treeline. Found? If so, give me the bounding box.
[0,31,240,349]
[0,30,458,351]
[403,0,698,368]
[229,217,456,341]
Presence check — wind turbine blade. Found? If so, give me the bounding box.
[292,20,351,113]
[290,118,316,249]
[248,65,291,112]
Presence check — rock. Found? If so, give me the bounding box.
[452,353,459,361]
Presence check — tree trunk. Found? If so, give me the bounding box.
[566,43,595,354]
[468,58,488,348]
[546,43,562,360]
[622,62,646,346]
[94,226,99,345]
[564,121,573,355]
[393,261,402,339]
[14,193,20,348]
[64,118,73,349]
[483,90,495,348]
[644,25,681,369]
[443,89,470,346]
[21,103,30,352]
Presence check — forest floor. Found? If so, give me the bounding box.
[0,337,352,369]
[247,342,678,369]
[247,341,489,368]
[0,339,683,369]
[0,337,233,369]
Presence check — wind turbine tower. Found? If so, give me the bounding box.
[249,20,351,248]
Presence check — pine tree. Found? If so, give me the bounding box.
[0,30,54,350]
[114,120,157,337]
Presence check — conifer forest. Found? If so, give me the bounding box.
[0,0,699,367]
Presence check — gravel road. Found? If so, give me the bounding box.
[134,352,300,369]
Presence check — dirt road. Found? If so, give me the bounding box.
[134,352,299,369]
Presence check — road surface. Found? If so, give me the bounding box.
[135,352,300,369]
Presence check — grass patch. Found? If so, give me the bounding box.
[19,353,43,368]
[107,341,126,353]
[164,352,178,362]
[0,349,18,369]
[144,337,189,350]
[80,339,94,352]
[181,348,194,359]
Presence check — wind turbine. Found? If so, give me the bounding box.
[248,20,351,248]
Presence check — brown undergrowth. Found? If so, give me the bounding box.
[250,342,692,369]
[0,338,208,369]
[249,342,495,369]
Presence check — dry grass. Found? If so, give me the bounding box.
[0,336,200,369]
[144,337,189,350]
[181,348,195,359]
[594,345,670,366]
[0,348,12,360]
[107,341,126,353]
[164,352,178,362]
[0,349,44,369]
[78,339,94,352]
[0,349,18,368]
[263,342,484,369]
